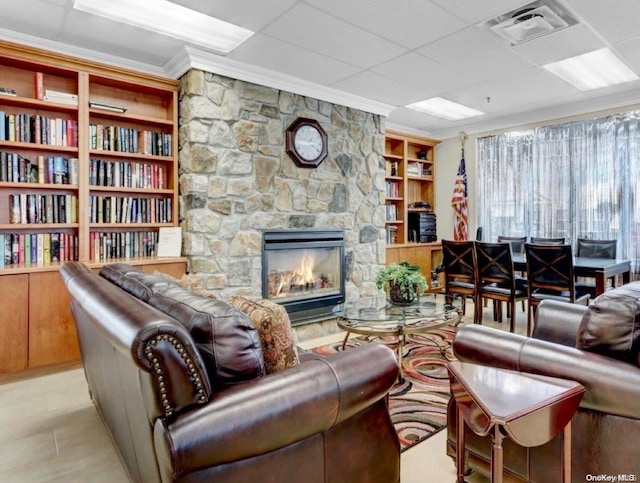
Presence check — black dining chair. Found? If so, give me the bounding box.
[530,236,566,245]
[575,238,618,297]
[475,241,527,333]
[441,240,478,322]
[524,243,590,336]
[497,236,527,254]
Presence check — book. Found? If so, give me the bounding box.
[34,72,44,100]
[89,100,127,113]
[156,226,182,257]
[0,86,16,97]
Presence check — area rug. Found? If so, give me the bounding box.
[311,326,456,452]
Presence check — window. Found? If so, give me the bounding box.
[477,110,640,273]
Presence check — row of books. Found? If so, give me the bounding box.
[0,232,78,266]
[0,152,78,185]
[385,203,398,221]
[385,180,400,198]
[0,111,78,147]
[9,194,78,224]
[89,124,172,156]
[89,158,165,189]
[89,195,172,224]
[89,230,158,261]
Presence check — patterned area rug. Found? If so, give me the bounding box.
[312,326,456,452]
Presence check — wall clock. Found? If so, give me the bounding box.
[285,117,328,168]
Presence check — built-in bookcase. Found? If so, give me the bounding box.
[0,39,185,374]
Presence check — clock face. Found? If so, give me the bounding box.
[285,118,328,168]
[294,125,324,161]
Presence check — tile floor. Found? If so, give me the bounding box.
[0,299,527,482]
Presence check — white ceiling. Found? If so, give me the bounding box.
[1,0,639,139]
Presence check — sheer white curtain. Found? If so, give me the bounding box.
[477,110,640,273]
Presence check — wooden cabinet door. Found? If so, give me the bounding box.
[28,271,79,368]
[0,274,29,373]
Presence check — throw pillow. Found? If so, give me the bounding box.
[148,287,266,387]
[229,295,300,373]
[576,282,640,366]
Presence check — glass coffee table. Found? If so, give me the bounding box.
[332,295,462,382]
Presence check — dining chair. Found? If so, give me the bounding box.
[497,236,527,254]
[475,241,527,332]
[575,237,618,297]
[524,243,590,336]
[529,236,566,245]
[441,240,478,322]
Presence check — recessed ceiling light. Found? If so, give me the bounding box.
[73,0,254,55]
[406,97,485,121]
[543,48,639,91]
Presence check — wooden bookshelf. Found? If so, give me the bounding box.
[384,130,443,292]
[0,40,185,373]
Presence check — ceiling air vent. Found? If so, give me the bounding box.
[483,0,578,45]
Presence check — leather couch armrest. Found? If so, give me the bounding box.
[532,299,587,347]
[453,324,640,419]
[154,343,398,479]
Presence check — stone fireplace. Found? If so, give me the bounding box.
[262,229,345,325]
[178,69,386,331]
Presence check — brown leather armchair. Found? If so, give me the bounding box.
[446,299,640,482]
[61,262,400,482]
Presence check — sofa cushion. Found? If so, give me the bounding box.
[100,263,177,300]
[148,287,265,387]
[229,295,300,373]
[153,270,219,299]
[576,282,640,366]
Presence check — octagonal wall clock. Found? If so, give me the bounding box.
[285,117,328,168]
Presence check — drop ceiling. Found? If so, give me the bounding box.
[1,0,639,139]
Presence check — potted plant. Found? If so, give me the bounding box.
[375,261,428,305]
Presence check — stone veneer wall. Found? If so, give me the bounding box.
[178,69,386,321]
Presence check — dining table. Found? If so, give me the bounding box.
[512,254,631,297]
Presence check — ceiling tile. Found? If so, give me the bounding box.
[330,71,426,106]
[509,24,605,65]
[430,0,533,23]
[614,38,640,76]
[417,27,534,82]
[228,34,360,85]
[386,106,445,131]
[444,67,580,114]
[568,0,640,44]
[304,0,465,49]
[371,52,472,97]
[262,3,407,69]
[62,11,184,66]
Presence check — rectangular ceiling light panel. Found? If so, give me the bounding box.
[406,97,485,121]
[543,48,639,91]
[73,0,254,54]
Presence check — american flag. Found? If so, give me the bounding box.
[451,156,468,240]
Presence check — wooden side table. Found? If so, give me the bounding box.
[448,361,585,483]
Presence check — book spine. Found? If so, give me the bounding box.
[34,72,44,100]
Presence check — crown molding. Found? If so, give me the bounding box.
[164,46,396,117]
[0,27,166,77]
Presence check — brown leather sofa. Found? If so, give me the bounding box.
[60,262,400,483]
[446,296,640,482]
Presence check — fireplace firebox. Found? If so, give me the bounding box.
[262,229,345,325]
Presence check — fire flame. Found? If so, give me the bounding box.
[296,254,316,284]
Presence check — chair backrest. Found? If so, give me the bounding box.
[525,243,576,298]
[476,241,516,291]
[475,226,483,241]
[530,236,565,245]
[441,240,477,284]
[497,235,527,254]
[576,238,617,259]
